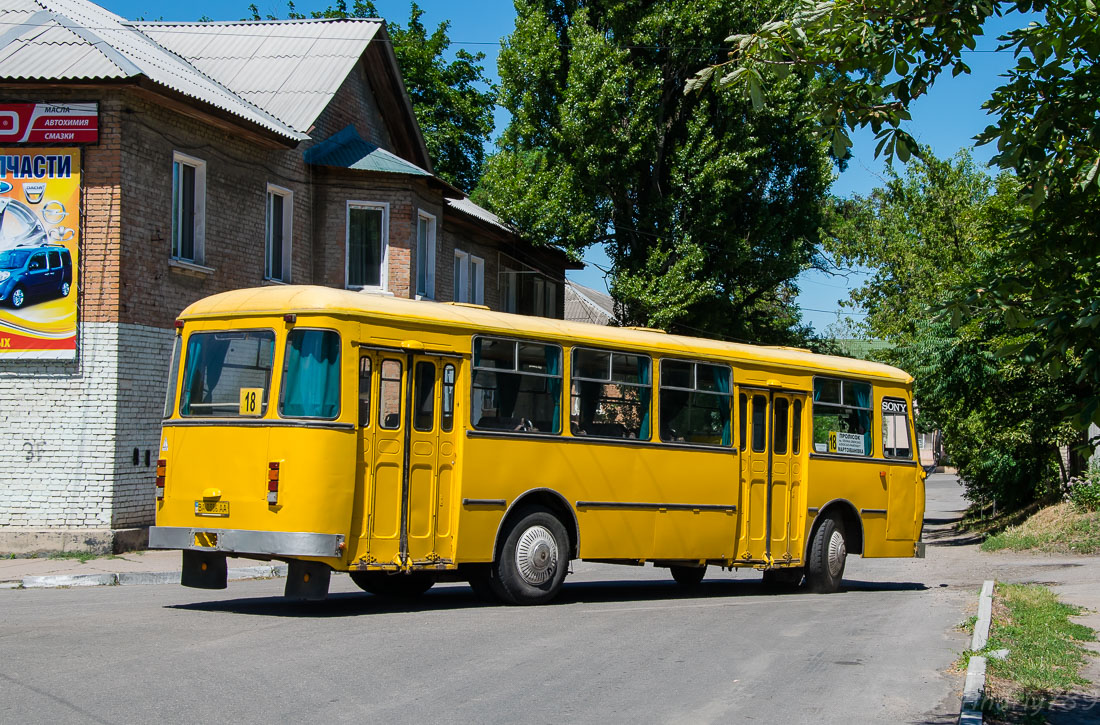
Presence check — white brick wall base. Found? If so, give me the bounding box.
[0,321,174,532]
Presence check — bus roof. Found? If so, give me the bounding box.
[179,285,913,384]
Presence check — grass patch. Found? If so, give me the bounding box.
[981,502,1100,554]
[46,551,102,564]
[976,582,1095,722]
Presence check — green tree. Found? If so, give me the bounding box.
[827,151,1077,506]
[476,0,832,344]
[250,1,495,190]
[694,0,1100,431]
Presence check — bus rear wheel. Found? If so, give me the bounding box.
[349,571,434,598]
[806,515,847,593]
[669,564,707,589]
[491,508,569,605]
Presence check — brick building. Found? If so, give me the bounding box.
[0,0,574,553]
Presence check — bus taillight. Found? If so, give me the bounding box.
[268,462,280,505]
[155,459,167,500]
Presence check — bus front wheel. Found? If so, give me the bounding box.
[806,516,847,593]
[492,508,569,605]
[349,571,434,598]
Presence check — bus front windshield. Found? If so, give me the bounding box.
[179,330,275,417]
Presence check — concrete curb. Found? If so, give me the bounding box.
[959,580,995,725]
[10,564,289,590]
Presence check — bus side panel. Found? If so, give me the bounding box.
[652,509,736,559]
[454,436,738,562]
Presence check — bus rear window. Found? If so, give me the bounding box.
[180,330,275,417]
[281,329,341,419]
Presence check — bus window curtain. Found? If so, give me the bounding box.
[283,331,340,418]
[711,366,732,446]
[852,384,873,455]
[637,358,651,439]
[182,336,228,413]
[545,347,561,432]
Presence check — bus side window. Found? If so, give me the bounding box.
[882,397,913,458]
[792,400,802,454]
[739,393,747,450]
[358,355,372,427]
[379,359,402,430]
[751,395,767,452]
[441,364,455,432]
[773,398,789,454]
[413,361,436,432]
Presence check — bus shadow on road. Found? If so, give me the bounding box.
[166,577,928,617]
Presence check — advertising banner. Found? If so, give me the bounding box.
[0,147,80,359]
[0,103,98,144]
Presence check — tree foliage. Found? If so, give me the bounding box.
[249,1,495,190]
[476,0,832,344]
[828,152,1077,505]
[697,0,1100,431]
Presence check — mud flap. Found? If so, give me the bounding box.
[181,550,227,589]
[284,560,331,601]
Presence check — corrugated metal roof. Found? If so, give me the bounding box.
[564,281,615,325]
[0,0,307,140]
[446,196,511,233]
[303,124,431,176]
[0,0,125,79]
[135,18,381,133]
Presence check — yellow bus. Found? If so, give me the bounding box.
[150,285,925,604]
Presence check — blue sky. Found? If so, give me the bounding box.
[102,0,1028,333]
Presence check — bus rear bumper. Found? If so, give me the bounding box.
[149,525,345,559]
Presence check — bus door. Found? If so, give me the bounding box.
[736,389,808,565]
[405,355,458,566]
[361,351,458,568]
[360,354,407,567]
[738,389,770,563]
[768,393,807,564]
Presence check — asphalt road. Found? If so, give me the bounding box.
[1,475,974,724]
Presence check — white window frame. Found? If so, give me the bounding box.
[471,254,484,305]
[453,249,469,303]
[416,210,437,300]
[454,250,484,304]
[345,200,389,291]
[265,183,293,282]
[171,151,206,264]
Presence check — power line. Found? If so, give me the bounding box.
[0,18,1036,53]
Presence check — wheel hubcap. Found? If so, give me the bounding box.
[828,530,846,577]
[12,289,23,306]
[515,525,558,585]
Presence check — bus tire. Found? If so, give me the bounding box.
[806,516,846,593]
[669,564,707,589]
[491,508,569,605]
[349,571,434,598]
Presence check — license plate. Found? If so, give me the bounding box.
[194,500,229,517]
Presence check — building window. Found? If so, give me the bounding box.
[265,184,292,282]
[171,152,206,263]
[346,201,388,289]
[500,262,557,317]
[416,211,436,299]
[453,250,484,305]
